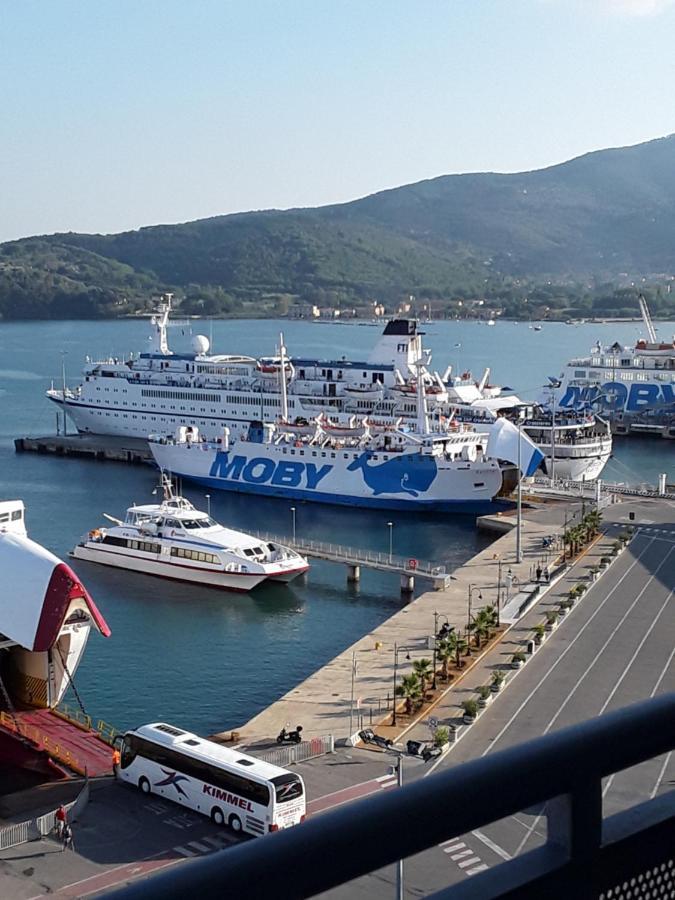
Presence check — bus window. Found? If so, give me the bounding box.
[272,774,304,803]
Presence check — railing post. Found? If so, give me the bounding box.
[547,779,602,861]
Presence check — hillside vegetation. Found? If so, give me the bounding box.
[2,134,675,320]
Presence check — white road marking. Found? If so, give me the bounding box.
[472,828,512,860]
[481,539,657,759]
[458,857,482,868]
[451,849,474,860]
[467,864,489,874]
[424,540,655,779]
[651,752,673,799]
[174,845,199,857]
[200,835,230,848]
[186,840,212,852]
[517,547,673,848]
[442,842,465,853]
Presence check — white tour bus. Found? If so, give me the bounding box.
[115,722,306,836]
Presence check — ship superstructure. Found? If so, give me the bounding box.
[47,295,611,477]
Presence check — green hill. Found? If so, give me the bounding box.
[2,134,675,319]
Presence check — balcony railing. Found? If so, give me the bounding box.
[106,693,675,900]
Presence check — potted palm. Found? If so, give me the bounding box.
[433,726,450,749]
[600,556,611,569]
[461,698,478,724]
[545,610,559,632]
[476,684,492,709]
[511,650,526,669]
[533,623,546,645]
[589,565,600,582]
[491,670,506,693]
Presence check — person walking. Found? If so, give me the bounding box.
[536,565,542,583]
[55,804,67,840]
[62,822,74,852]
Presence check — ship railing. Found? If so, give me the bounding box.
[0,710,85,775]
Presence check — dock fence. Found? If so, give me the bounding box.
[255,735,334,768]
[0,777,90,851]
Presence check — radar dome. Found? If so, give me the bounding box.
[191,335,210,355]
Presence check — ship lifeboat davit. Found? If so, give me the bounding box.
[0,531,110,709]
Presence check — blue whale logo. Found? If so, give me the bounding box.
[347,452,437,497]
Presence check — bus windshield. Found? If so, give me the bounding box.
[272,773,304,803]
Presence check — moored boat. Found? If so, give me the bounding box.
[71,477,309,591]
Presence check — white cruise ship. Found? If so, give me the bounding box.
[555,296,674,434]
[71,477,309,592]
[47,294,610,478]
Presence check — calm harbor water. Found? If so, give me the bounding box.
[0,318,672,735]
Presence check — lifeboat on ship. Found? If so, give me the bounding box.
[319,415,369,439]
[276,416,319,437]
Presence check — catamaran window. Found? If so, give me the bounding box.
[243,548,256,557]
[11,510,22,521]
[272,773,304,803]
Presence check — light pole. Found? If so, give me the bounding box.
[387,521,394,562]
[432,612,450,690]
[496,559,503,627]
[392,753,404,900]
[205,494,211,517]
[516,414,523,563]
[290,506,296,542]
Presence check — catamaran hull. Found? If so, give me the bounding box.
[71,544,267,592]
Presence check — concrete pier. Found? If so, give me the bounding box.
[347,564,361,583]
[219,498,585,747]
[15,434,152,464]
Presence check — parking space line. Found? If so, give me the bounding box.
[458,857,482,868]
[472,828,511,860]
[174,845,199,857]
[451,849,474,860]
[467,863,489,874]
[441,842,465,853]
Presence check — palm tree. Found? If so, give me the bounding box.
[412,658,433,695]
[436,639,453,682]
[472,608,493,648]
[395,673,421,715]
[445,631,468,668]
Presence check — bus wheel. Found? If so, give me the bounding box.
[138,777,151,795]
[228,814,243,833]
[211,807,225,826]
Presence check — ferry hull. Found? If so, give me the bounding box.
[150,441,507,515]
[71,545,267,592]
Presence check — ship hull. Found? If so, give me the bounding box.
[150,440,506,514]
[71,544,267,592]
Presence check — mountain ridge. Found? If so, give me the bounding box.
[2,134,675,319]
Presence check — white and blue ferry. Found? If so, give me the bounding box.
[148,372,544,514]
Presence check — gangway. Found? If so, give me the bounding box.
[251,530,449,593]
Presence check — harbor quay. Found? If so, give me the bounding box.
[220,499,584,747]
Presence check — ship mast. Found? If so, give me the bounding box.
[414,354,430,435]
[638,294,657,343]
[278,333,289,422]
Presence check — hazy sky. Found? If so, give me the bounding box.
[2,0,675,243]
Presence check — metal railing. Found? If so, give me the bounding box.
[0,710,84,774]
[105,693,675,900]
[531,476,675,501]
[255,735,335,768]
[252,529,447,579]
[0,777,90,851]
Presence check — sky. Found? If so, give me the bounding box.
[1,0,675,243]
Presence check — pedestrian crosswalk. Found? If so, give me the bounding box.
[174,832,237,858]
[438,839,488,876]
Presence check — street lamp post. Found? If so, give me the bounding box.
[391,643,414,726]
[516,414,523,563]
[290,506,296,542]
[432,612,450,690]
[496,559,503,627]
[387,521,394,562]
[205,494,211,517]
[393,753,403,900]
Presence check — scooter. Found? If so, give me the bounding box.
[277,725,303,744]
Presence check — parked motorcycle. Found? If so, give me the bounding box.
[277,724,303,744]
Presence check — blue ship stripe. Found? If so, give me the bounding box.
[153,468,510,515]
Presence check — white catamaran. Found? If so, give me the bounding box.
[71,477,309,592]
